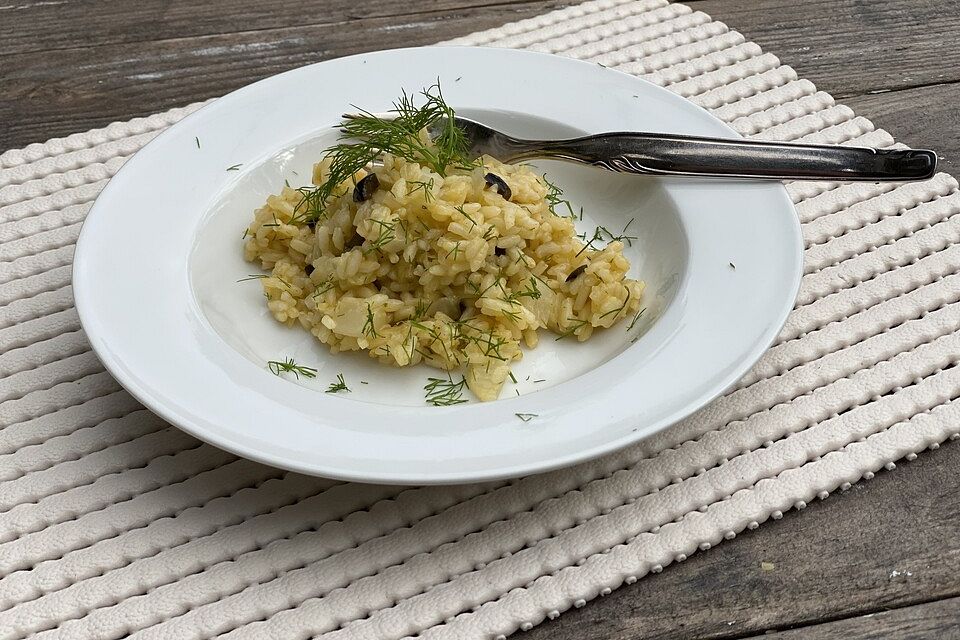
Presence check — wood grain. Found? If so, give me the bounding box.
[744,596,960,640]
[0,1,568,150]
[694,0,960,98]
[844,83,960,171]
[0,0,549,55]
[5,0,960,151]
[524,438,960,640]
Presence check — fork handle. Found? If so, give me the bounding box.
[509,133,937,181]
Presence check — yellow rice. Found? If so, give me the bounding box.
[244,153,644,401]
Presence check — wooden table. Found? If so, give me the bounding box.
[3,1,958,637]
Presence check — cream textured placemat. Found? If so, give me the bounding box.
[2,1,959,638]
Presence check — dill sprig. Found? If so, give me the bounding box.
[445,241,463,261]
[363,219,397,254]
[412,298,430,321]
[575,227,604,257]
[363,303,380,338]
[500,306,522,324]
[575,219,638,258]
[295,83,475,221]
[506,277,541,303]
[424,374,468,406]
[326,373,351,393]
[238,274,294,290]
[312,281,335,298]
[454,204,478,229]
[555,317,589,341]
[515,412,538,422]
[453,320,510,361]
[626,307,646,332]
[597,219,638,247]
[268,358,317,379]
[599,288,631,321]
[542,174,579,219]
[408,178,436,202]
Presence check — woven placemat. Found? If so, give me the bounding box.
[2,0,959,638]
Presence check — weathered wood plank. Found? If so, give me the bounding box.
[523,438,960,640]
[0,1,568,150]
[694,0,960,99]
[744,596,960,640]
[3,0,959,151]
[0,0,544,56]
[843,82,960,172]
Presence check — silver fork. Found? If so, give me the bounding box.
[436,116,937,182]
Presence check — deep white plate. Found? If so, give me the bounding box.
[74,46,802,484]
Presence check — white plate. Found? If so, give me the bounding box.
[74,47,802,484]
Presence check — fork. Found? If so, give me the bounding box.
[432,116,937,182]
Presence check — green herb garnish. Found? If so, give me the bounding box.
[575,220,637,257]
[268,358,317,379]
[362,303,380,338]
[626,307,645,332]
[597,219,638,247]
[226,163,242,171]
[238,274,293,290]
[501,306,522,324]
[599,289,631,321]
[326,373,351,393]
[516,412,538,422]
[542,173,578,218]
[452,320,510,361]
[508,277,541,302]
[411,298,430,321]
[312,281,334,298]
[445,241,462,260]
[555,317,589,341]
[575,227,604,257]
[408,178,436,202]
[424,374,468,406]
[294,82,475,222]
[364,219,396,254]
[454,204,478,229]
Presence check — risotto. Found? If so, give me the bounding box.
[243,87,644,403]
